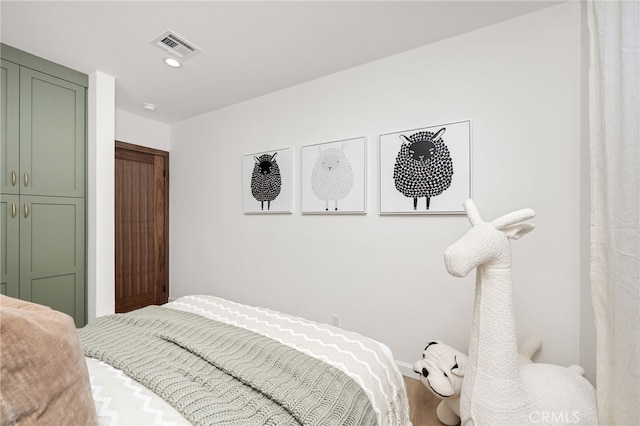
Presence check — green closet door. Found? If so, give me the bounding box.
[1,59,19,194]
[19,196,85,326]
[20,68,85,198]
[0,194,19,297]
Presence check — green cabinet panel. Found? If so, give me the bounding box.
[20,68,86,197]
[31,274,78,321]
[0,194,19,297]
[1,45,87,326]
[1,60,19,194]
[19,196,85,327]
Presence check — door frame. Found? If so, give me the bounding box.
[114,140,169,305]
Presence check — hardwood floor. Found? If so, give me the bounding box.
[404,376,459,426]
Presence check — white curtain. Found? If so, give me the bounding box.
[588,1,639,425]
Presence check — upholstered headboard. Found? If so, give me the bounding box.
[0,295,96,425]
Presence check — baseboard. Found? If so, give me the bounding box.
[396,360,418,378]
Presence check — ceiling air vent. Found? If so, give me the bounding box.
[152,30,201,60]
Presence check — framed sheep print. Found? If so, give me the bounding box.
[301,137,367,214]
[379,120,471,214]
[242,147,292,214]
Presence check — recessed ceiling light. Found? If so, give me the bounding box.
[163,57,182,68]
[142,103,157,112]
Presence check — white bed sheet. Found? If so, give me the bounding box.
[87,357,190,426]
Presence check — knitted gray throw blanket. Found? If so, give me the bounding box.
[78,306,377,426]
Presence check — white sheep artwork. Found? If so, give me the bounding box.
[311,143,353,211]
[443,199,597,426]
[393,127,454,211]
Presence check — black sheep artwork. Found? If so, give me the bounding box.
[393,127,454,210]
[251,152,282,211]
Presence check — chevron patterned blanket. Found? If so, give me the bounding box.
[80,295,411,426]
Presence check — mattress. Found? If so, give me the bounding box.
[82,295,411,426]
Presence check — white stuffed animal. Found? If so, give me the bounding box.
[412,341,466,426]
[444,200,597,425]
[413,336,543,426]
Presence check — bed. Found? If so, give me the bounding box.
[79,295,412,426]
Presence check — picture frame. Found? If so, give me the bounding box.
[379,120,471,214]
[301,137,367,214]
[242,147,292,214]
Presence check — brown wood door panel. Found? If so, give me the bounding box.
[115,142,168,313]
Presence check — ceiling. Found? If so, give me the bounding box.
[1,1,562,124]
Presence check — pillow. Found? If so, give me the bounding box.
[0,295,96,425]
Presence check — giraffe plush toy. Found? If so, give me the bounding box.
[444,200,597,425]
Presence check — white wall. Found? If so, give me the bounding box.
[578,1,596,385]
[169,3,591,376]
[115,109,170,151]
[87,71,115,320]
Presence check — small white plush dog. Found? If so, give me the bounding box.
[413,337,542,425]
[413,341,466,425]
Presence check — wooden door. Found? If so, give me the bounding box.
[115,142,169,313]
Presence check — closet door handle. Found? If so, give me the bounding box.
[24,172,29,187]
[11,171,17,186]
[24,203,29,218]
[12,202,17,219]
